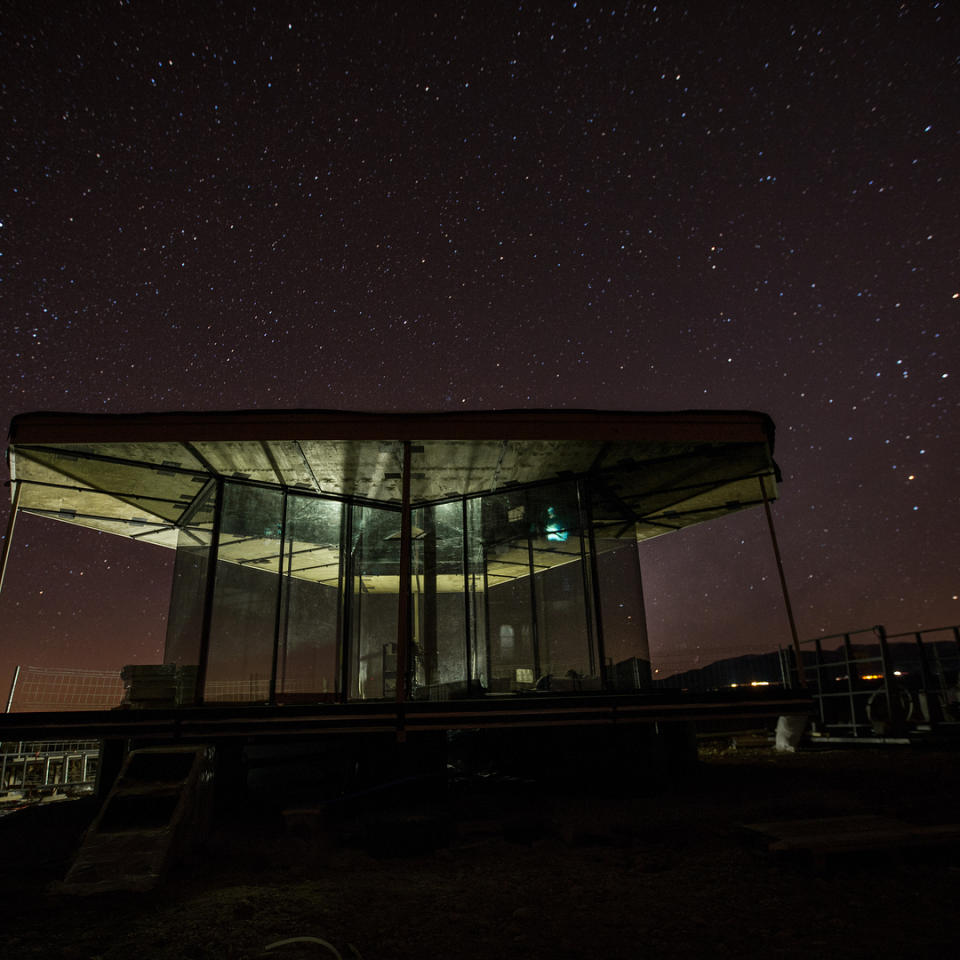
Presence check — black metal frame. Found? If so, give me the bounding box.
[0,688,813,745]
[182,467,647,707]
[801,623,960,737]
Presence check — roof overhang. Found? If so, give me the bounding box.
[6,408,780,555]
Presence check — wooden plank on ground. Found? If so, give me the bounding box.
[743,814,960,854]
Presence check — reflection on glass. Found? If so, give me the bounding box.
[595,542,652,690]
[276,494,342,702]
[163,471,652,703]
[464,498,487,692]
[410,501,467,699]
[204,484,284,702]
[346,504,401,700]
[164,481,217,704]
[527,483,595,689]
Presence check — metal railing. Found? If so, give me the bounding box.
[800,624,960,737]
[1,739,100,794]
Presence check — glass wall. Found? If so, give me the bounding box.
[276,494,343,702]
[589,480,652,690]
[345,504,401,700]
[163,481,217,704]
[410,501,468,699]
[163,474,651,705]
[527,483,595,689]
[481,490,538,691]
[595,542,652,690]
[204,484,285,702]
[479,482,600,692]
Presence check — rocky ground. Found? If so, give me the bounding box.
[4,739,960,959]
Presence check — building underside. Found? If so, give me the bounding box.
[1,408,809,745]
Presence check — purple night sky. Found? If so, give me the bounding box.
[1,2,957,693]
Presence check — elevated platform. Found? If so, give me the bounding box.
[0,689,811,744]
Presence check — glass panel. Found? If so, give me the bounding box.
[204,483,284,703]
[481,490,536,691]
[595,541,652,690]
[276,494,343,703]
[486,577,535,691]
[586,476,651,689]
[163,482,217,704]
[525,482,596,690]
[465,497,487,693]
[346,504,401,700]
[410,501,467,699]
[478,481,596,692]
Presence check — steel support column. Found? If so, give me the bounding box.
[759,476,805,687]
[526,532,542,681]
[0,479,23,598]
[395,441,413,705]
[575,480,597,679]
[269,489,289,705]
[195,479,224,706]
[583,487,609,689]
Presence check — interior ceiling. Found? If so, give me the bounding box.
[6,410,779,580]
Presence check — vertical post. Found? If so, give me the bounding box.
[841,632,859,736]
[482,551,492,689]
[632,548,652,688]
[583,485,608,689]
[813,637,826,727]
[337,504,352,703]
[876,624,902,732]
[269,489,288,706]
[5,665,20,713]
[0,480,23,598]
[526,533,541,680]
[575,480,597,678]
[280,528,294,695]
[930,639,946,702]
[421,508,438,688]
[395,441,413,704]
[914,630,937,727]
[759,476,805,687]
[461,497,472,694]
[195,479,224,707]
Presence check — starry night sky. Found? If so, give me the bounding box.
[1,2,957,692]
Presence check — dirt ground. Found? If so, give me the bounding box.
[4,740,960,960]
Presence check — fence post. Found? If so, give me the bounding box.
[875,624,905,735]
[841,632,859,737]
[812,638,826,727]
[913,631,938,728]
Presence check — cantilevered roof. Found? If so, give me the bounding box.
[7,409,780,558]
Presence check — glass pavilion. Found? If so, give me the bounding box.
[5,409,780,709]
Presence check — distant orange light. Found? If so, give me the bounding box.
[861,674,883,681]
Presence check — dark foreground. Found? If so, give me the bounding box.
[4,743,959,959]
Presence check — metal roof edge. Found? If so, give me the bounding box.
[9,407,776,449]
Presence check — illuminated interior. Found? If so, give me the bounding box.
[6,409,779,705]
